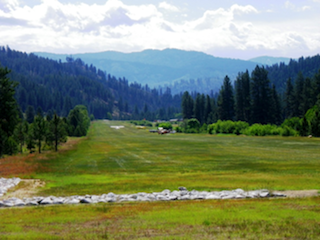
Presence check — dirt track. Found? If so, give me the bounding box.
[1,179,45,200]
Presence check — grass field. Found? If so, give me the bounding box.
[1,120,320,239]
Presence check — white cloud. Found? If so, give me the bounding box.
[159,2,179,12]
[230,4,258,15]
[302,6,311,11]
[285,1,311,12]
[0,0,319,59]
[285,0,295,10]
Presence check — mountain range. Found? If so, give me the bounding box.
[34,49,291,92]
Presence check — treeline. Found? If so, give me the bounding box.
[181,65,320,135]
[267,55,320,93]
[160,77,221,95]
[2,46,320,123]
[0,46,181,121]
[0,67,90,157]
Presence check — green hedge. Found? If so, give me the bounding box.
[208,120,298,137]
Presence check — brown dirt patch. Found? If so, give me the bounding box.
[0,137,83,177]
[0,179,45,200]
[0,154,40,177]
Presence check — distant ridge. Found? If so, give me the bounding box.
[249,56,292,66]
[34,49,258,88]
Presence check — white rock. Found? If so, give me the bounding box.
[206,194,221,200]
[80,198,92,204]
[26,201,39,206]
[259,191,270,198]
[40,197,53,205]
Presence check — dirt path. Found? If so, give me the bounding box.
[1,179,45,200]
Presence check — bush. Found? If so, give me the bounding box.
[243,124,298,137]
[281,117,301,132]
[280,126,299,136]
[208,120,248,135]
[183,119,200,133]
[175,126,182,133]
[200,123,207,133]
[158,122,172,130]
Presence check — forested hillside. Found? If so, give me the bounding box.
[0,46,181,120]
[34,49,258,90]
[266,55,320,93]
[1,46,320,125]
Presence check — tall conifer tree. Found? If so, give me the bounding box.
[0,67,19,157]
[217,76,234,120]
[251,66,271,124]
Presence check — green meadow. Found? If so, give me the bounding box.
[35,120,320,195]
[1,120,320,239]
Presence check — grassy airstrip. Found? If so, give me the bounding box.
[1,120,320,239]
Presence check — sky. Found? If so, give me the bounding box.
[0,0,320,59]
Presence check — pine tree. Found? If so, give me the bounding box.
[251,66,272,124]
[270,84,282,125]
[194,93,205,124]
[14,120,28,153]
[0,67,19,157]
[285,78,295,119]
[49,113,67,151]
[312,70,320,103]
[33,113,47,153]
[301,77,314,114]
[181,91,194,119]
[294,72,305,117]
[235,71,251,122]
[204,95,212,124]
[217,76,234,121]
[26,105,35,124]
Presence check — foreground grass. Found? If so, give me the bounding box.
[1,120,320,239]
[24,120,320,196]
[1,197,320,239]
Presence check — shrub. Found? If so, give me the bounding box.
[175,126,182,133]
[180,119,200,133]
[280,126,299,136]
[158,122,172,130]
[200,123,207,133]
[243,124,298,137]
[281,117,301,132]
[208,120,248,135]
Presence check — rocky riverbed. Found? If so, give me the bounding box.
[1,177,286,208]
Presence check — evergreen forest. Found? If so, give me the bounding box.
[1,46,320,156]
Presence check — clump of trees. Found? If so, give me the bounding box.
[0,66,90,157]
[181,65,320,137]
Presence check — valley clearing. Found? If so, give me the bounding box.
[0,120,319,239]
